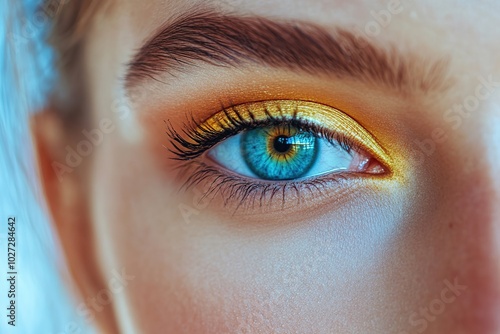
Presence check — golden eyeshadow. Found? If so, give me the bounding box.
[200,100,392,167]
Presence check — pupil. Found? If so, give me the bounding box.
[273,135,292,153]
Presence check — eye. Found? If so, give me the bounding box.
[207,123,380,181]
[167,99,391,207]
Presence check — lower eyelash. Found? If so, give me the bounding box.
[178,160,353,212]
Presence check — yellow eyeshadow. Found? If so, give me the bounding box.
[200,100,391,167]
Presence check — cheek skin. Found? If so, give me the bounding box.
[89,100,500,334]
[92,143,405,333]
[87,109,412,333]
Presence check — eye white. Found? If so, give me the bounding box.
[207,131,356,180]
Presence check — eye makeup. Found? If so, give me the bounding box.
[169,100,391,168]
[165,99,392,210]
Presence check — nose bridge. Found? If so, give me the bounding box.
[454,95,500,332]
[485,112,500,333]
[478,97,500,318]
[474,96,500,260]
[485,100,500,275]
[482,99,500,223]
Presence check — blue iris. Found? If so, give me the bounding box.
[240,125,318,180]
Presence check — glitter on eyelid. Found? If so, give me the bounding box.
[201,100,392,167]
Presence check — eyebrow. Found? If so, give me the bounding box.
[125,10,450,94]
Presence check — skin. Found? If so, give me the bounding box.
[33,0,500,333]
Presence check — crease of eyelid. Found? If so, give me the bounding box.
[199,100,392,169]
[125,10,454,95]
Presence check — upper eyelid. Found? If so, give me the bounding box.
[205,100,391,165]
[166,100,392,169]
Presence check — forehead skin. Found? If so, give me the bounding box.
[79,1,500,333]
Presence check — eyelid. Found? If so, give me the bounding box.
[202,100,392,168]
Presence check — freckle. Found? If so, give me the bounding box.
[449,223,454,229]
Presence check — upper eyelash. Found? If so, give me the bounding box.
[165,102,361,161]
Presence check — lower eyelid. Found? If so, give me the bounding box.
[177,159,373,216]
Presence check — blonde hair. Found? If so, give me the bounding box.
[1,0,107,332]
[1,1,109,331]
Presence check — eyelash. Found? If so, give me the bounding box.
[167,103,361,161]
[179,160,351,211]
[165,102,370,209]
